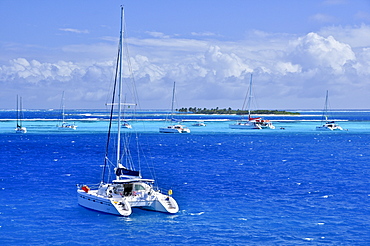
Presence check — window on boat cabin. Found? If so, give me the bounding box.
[114,185,124,194]
[123,184,133,195]
[134,184,145,191]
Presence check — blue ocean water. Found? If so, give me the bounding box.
[1,110,370,245]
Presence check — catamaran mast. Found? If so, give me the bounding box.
[20,96,23,127]
[16,95,19,128]
[116,6,124,169]
[61,91,65,123]
[247,74,253,119]
[170,81,175,120]
[324,90,329,121]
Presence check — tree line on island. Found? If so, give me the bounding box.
[176,107,300,115]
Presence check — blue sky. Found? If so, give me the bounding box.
[1,0,370,109]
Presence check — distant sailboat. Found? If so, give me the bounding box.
[229,74,275,130]
[192,121,206,127]
[15,95,27,133]
[122,121,132,129]
[316,90,343,131]
[159,82,190,133]
[121,95,133,129]
[57,91,77,130]
[77,6,179,216]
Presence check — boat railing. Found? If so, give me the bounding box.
[76,183,100,190]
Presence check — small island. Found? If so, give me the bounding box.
[176,107,300,115]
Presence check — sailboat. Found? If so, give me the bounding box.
[159,82,190,133]
[122,121,132,129]
[77,6,179,216]
[121,96,133,129]
[192,121,206,127]
[15,95,27,133]
[229,74,275,130]
[316,90,343,131]
[57,91,77,130]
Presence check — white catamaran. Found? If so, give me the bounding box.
[57,91,77,130]
[77,6,179,216]
[229,74,275,130]
[15,95,27,133]
[159,82,190,133]
[316,90,343,131]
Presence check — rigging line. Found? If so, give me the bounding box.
[240,74,252,120]
[16,95,19,127]
[122,23,141,110]
[171,81,176,120]
[135,134,142,175]
[121,132,134,170]
[20,96,23,126]
[138,140,158,184]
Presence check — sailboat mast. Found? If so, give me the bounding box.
[324,90,329,121]
[248,74,253,119]
[20,96,23,127]
[16,95,19,127]
[62,91,65,123]
[116,6,124,168]
[170,82,175,119]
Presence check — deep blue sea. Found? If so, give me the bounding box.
[1,110,370,245]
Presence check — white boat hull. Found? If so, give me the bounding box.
[15,127,27,133]
[77,183,179,216]
[316,126,343,131]
[229,122,260,129]
[78,190,128,216]
[159,124,190,133]
[316,122,343,131]
[229,121,275,130]
[58,126,77,130]
[58,122,77,130]
[192,122,206,126]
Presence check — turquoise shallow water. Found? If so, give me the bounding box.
[1,110,370,245]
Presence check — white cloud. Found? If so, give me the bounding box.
[319,24,370,48]
[310,13,337,23]
[288,32,356,73]
[191,32,217,37]
[59,28,89,34]
[146,31,170,38]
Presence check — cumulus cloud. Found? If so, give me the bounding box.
[288,32,356,73]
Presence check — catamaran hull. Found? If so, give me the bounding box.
[316,126,343,131]
[15,127,27,133]
[229,122,275,130]
[316,122,343,131]
[142,195,179,214]
[159,128,190,133]
[77,190,130,216]
[260,124,275,129]
[57,126,77,130]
